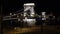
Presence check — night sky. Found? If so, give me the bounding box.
[2,0,60,16]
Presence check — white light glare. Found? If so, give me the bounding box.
[24,3,35,6]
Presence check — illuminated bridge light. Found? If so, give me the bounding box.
[24,3,35,6]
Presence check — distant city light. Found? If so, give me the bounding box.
[17,15,19,17]
[14,14,16,16]
[10,13,12,15]
[30,14,34,17]
[42,12,46,15]
[18,19,20,21]
[23,18,36,26]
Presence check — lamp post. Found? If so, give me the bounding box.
[41,12,46,34]
[10,13,13,29]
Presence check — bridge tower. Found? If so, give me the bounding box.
[23,3,36,26]
[23,3,35,17]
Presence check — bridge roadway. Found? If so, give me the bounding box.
[3,18,19,20]
[2,25,60,34]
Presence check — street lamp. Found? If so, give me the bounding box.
[41,12,46,34]
[10,13,13,29]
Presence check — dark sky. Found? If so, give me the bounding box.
[2,0,60,16]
